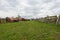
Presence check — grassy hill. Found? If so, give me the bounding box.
[0,21,60,40]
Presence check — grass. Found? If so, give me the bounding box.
[0,21,60,40]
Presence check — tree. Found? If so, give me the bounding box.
[16,14,21,18]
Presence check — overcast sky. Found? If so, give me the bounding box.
[0,0,60,19]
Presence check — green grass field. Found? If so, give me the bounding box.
[0,21,60,40]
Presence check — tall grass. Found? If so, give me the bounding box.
[0,21,60,40]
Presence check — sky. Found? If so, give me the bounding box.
[0,0,60,19]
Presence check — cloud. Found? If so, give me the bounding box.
[0,11,17,18]
[0,0,60,18]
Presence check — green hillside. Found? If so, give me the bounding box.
[0,21,60,40]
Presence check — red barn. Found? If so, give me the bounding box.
[6,17,26,22]
[6,17,19,22]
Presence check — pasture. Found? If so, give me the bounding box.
[0,21,60,40]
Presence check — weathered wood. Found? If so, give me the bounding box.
[56,15,60,25]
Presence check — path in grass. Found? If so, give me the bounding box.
[0,21,60,40]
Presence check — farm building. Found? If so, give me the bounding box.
[0,17,27,23]
[44,16,57,23]
[39,15,60,25]
[6,17,19,22]
[39,16,57,23]
[6,17,26,22]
